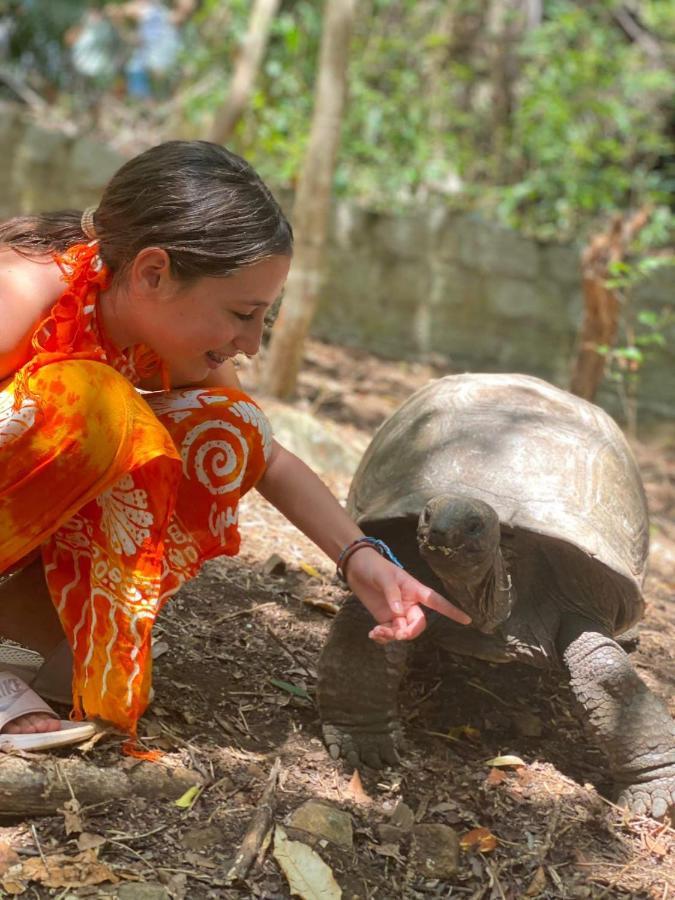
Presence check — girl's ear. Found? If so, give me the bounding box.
[129,248,172,294]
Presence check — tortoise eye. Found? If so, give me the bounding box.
[466,518,483,536]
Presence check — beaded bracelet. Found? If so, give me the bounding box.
[336,536,404,582]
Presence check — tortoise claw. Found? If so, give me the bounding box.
[615,776,675,823]
[321,722,402,770]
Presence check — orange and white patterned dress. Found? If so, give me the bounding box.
[0,243,272,740]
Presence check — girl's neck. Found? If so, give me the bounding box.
[97,284,136,351]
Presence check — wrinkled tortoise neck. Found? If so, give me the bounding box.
[417,494,514,633]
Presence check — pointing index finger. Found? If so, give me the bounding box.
[420,587,471,625]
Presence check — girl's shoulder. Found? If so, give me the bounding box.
[0,247,65,379]
[0,247,64,301]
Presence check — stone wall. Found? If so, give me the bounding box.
[1,104,672,421]
[319,204,674,421]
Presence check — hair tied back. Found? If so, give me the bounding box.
[81,207,98,241]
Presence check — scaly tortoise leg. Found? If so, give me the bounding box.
[318,596,408,769]
[558,614,675,821]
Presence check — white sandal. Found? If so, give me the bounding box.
[0,671,96,751]
[0,642,44,684]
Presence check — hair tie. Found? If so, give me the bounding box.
[80,207,98,240]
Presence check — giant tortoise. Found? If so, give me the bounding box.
[318,373,675,819]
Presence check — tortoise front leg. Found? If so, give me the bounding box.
[318,596,408,769]
[558,614,675,820]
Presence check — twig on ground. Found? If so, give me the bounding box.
[107,824,170,844]
[31,824,50,874]
[536,797,562,863]
[108,838,160,873]
[262,624,312,675]
[485,858,507,900]
[158,866,227,885]
[405,680,442,719]
[467,680,509,706]
[594,855,649,898]
[212,601,277,626]
[226,756,281,883]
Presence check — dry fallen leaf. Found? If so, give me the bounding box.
[372,842,404,861]
[76,833,106,852]
[460,827,498,853]
[302,597,340,616]
[484,754,526,768]
[643,833,668,858]
[485,767,508,787]
[525,864,547,896]
[345,770,371,805]
[184,851,217,869]
[273,825,341,900]
[6,850,117,889]
[59,798,84,836]
[0,842,20,876]
[1,870,26,896]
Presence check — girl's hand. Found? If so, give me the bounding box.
[343,548,471,644]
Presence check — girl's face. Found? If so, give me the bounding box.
[102,251,291,383]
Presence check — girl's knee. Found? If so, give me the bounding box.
[148,387,273,490]
[28,360,138,465]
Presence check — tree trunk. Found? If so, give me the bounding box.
[261,0,356,399]
[569,208,651,401]
[487,0,527,181]
[209,0,281,145]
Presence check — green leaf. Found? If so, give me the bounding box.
[175,785,203,809]
[270,679,311,700]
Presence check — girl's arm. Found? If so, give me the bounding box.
[143,358,471,641]
[257,440,471,642]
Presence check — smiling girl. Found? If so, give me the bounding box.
[0,141,469,751]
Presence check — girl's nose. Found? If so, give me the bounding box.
[233,320,263,356]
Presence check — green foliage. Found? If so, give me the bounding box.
[498,1,673,238]
[181,0,321,185]
[4,0,674,239]
[598,208,674,428]
[178,0,673,232]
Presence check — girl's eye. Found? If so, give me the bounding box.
[234,312,256,322]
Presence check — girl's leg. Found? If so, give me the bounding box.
[146,387,273,601]
[0,559,63,734]
[0,558,63,655]
[1,360,180,734]
[1,359,178,569]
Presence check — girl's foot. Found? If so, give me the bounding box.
[1,712,60,734]
[0,672,95,751]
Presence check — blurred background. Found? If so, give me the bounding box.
[0,0,673,423]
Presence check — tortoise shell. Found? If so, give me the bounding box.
[348,374,648,617]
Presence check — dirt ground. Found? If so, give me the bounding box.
[1,340,673,899]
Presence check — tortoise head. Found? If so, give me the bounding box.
[417,494,514,633]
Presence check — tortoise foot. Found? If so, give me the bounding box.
[322,722,402,769]
[615,773,675,822]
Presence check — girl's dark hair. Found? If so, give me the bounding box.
[0,141,293,280]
